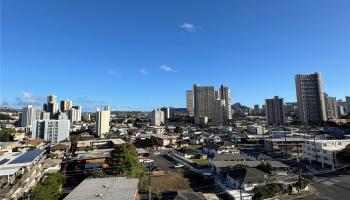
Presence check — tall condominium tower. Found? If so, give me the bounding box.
[219,85,232,120]
[96,106,111,138]
[186,90,194,117]
[324,93,338,119]
[43,95,58,118]
[346,96,350,114]
[295,72,327,124]
[68,106,82,122]
[20,105,41,127]
[60,100,73,112]
[265,96,285,125]
[151,108,165,126]
[193,84,215,120]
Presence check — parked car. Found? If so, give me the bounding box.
[143,159,154,163]
[172,163,185,168]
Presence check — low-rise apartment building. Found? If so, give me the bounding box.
[0,149,46,199]
[303,139,350,170]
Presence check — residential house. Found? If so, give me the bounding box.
[226,168,267,191]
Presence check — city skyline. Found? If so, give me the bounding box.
[1,0,350,111]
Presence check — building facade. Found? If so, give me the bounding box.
[295,73,327,124]
[265,96,285,125]
[186,90,194,117]
[324,93,338,119]
[151,109,165,126]
[193,84,216,121]
[219,85,232,120]
[96,106,111,138]
[303,139,350,170]
[60,100,73,112]
[20,105,41,128]
[31,119,70,143]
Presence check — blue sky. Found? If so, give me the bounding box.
[1,0,349,111]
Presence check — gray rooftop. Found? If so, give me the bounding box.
[212,160,289,169]
[63,177,139,200]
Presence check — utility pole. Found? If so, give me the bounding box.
[148,162,152,200]
[285,131,288,160]
[314,133,318,162]
[297,144,301,193]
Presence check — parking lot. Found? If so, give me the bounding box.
[146,151,186,173]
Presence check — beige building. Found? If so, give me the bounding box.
[96,106,111,138]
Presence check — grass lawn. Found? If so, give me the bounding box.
[191,159,209,167]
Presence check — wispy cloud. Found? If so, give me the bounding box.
[179,23,197,32]
[139,69,149,76]
[107,69,118,76]
[160,65,176,73]
[16,92,45,107]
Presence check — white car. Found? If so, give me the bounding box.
[173,163,185,168]
[142,159,154,163]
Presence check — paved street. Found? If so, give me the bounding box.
[305,175,350,200]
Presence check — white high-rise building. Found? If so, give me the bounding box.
[324,93,338,119]
[96,106,111,138]
[31,119,70,143]
[68,106,82,122]
[295,73,327,124]
[151,109,165,127]
[186,90,194,117]
[265,96,285,125]
[20,105,41,127]
[219,85,232,120]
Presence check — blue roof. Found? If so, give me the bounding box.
[9,149,45,164]
[85,163,101,169]
[0,159,10,165]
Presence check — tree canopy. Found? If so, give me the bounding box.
[337,144,350,164]
[32,173,66,200]
[0,128,15,142]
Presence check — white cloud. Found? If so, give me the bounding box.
[15,92,45,107]
[139,69,149,75]
[21,92,32,99]
[179,23,196,32]
[160,65,176,73]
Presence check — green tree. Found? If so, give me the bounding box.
[0,128,15,142]
[32,173,66,200]
[174,126,184,134]
[106,144,144,177]
[257,162,272,174]
[89,169,107,178]
[337,144,350,164]
[253,183,286,200]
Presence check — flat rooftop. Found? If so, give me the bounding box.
[64,177,139,200]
